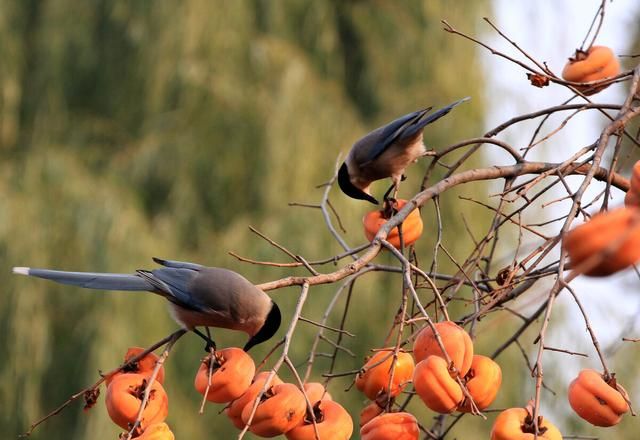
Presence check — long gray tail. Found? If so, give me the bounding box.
[420,96,470,127]
[12,267,152,291]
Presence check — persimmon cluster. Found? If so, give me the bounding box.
[104,348,173,439]
[194,348,353,439]
[557,45,635,433]
[353,322,506,439]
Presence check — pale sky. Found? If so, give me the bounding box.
[482,0,640,422]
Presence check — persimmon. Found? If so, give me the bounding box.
[624,161,640,208]
[459,355,502,412]
[285,400,353,440]
[355,349,415,400]
[135,422,175,440]
[240,383,306,437]
[563,207,640,276]
[562,46,620,95]
[105,347,165,386]
[194,347,255,403]
[226,372,283,429]
[413,321,473,376]
[490,407,562,440]
[105,373,168,431]
[363,198,423,248]
[360,412,419,440]
[413,356,463,414]
[359,401,385,428]
[568,369,629,427]
[302,382,332,405]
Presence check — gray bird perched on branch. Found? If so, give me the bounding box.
[338,97,470,204]
[12,257,280,352]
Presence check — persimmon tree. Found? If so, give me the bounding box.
[18,3,640,439]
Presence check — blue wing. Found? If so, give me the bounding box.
[364,97,470,163]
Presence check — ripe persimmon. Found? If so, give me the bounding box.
[194,347,255,403]
[413,356,463,414]
[563,207,640,276]
[363,199,423,248]
[562,46,620,95]
[226,372,283,429]
[285,400,353,440]
[458,355,502,412]
[413,321,473,376]
[490,407,562,440]
[568,369,629,427]
[240,383,306,437]
[302,382,332,405]
[355,349,414,400]
[624,161,640,208]
[135,422,175,440]
[105,373,168,431]
[105,347,165,386]
[360,412,419,440]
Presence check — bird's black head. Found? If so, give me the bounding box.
[337,163,379,205]
[243,301,281,352]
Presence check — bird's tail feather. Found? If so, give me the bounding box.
[12,267,152,291]
[419,96,470,127]
[152,257,202,271]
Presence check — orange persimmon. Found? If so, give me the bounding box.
[302,382,332,405]
[568,369,629,427]
[459,355,502,412]
[194,347,255,403]
[359,400,385,428]
[563,207,640,276]
[240,383,306,437]
[135,422,175,440]
[355,349,415,400]
[105,373,168,431]
[360,412,419,440]
[226,372,283,429]
[624,161,640,208]
[562,46,620,95]
[363,198,423,248]
[413,321,473,376]
[413,356,463,414]
[490,407,562,440]
[106,347,165,386]
[285,400,353,440]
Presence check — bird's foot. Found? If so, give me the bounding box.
[192,328,217,353]
[382,197,399,218]
[382,182,398,202]
[204,339,217,353]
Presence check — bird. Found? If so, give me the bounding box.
[338,97,470,204]
[12,257,281,352]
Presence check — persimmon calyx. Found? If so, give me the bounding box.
[569,49,589,62]
[303,401,325,425]
[521,407,548,436]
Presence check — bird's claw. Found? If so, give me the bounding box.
[204,340,217,353]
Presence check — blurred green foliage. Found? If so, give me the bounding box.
[3,1,636,440]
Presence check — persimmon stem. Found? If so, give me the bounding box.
[123,329,185,440]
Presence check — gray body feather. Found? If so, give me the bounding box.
[339,97,469,203]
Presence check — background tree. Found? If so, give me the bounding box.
[0,1,487,439]
[2,1,639,439]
